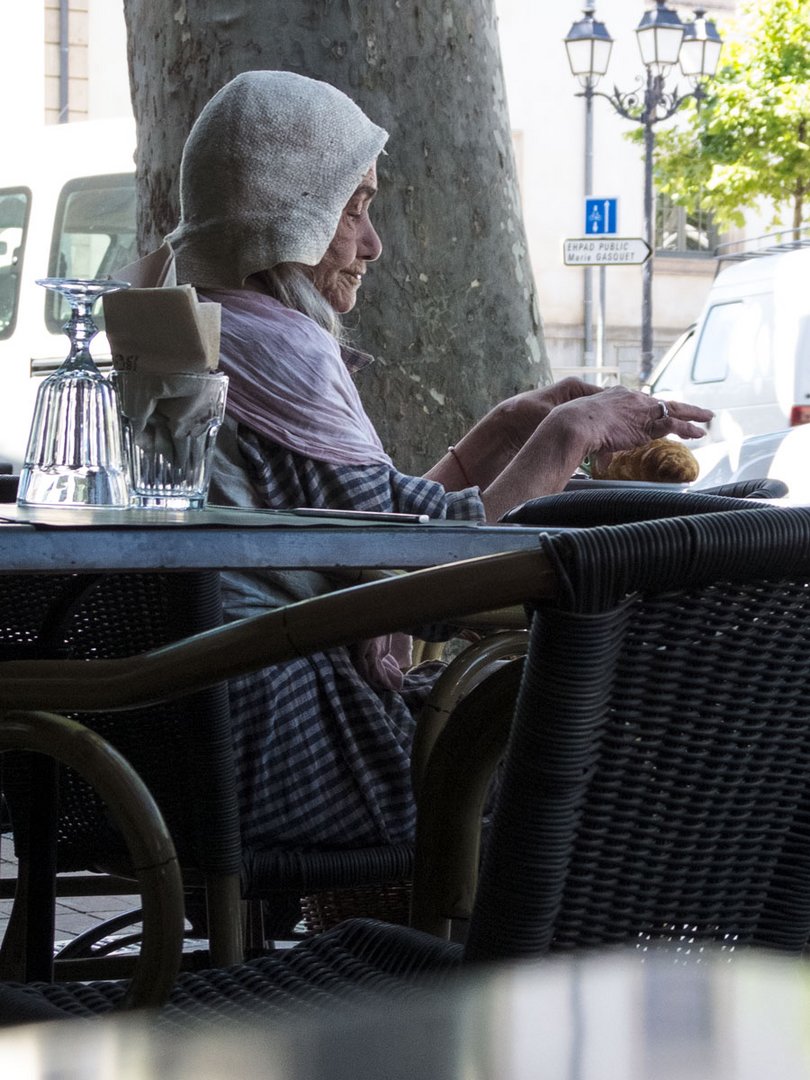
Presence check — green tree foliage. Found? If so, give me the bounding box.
[653,0,810,233]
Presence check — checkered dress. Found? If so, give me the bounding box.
[214,425,486,849]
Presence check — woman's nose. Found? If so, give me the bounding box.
[360,218,383,262]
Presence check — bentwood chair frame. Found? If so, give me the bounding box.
[0,570,244,981]
[0,709,185,1009]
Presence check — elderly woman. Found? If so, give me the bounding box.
[160,70,711,852]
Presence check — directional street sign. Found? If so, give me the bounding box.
[585,197,618,235]
[563,237,651,266]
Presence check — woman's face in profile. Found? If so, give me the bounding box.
[311,163,382,313]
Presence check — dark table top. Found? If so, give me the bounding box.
[0,503,552,572]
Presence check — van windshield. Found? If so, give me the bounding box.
[0,188,30,340]
[46,173,137,333]
[650,326,696,394]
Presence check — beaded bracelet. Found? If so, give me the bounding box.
[447,444,473,487]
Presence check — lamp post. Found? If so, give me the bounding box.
[564,1,722,382]
[564,6,613,368]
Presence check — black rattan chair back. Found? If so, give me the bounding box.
[466,505,810,962]
[500,487,773,527]
[1,571,238,876]
[698,478,789,499]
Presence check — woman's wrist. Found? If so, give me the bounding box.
[446,444,473,487]
[532,406,592,469]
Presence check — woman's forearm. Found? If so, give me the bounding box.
[424,380,603,494]
[424,401,519,492]
[477,411,587,522]
[424,383,714,520]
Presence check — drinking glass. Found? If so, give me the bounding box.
[17,277,131,508]
[112,370,229,510]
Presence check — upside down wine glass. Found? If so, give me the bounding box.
[17,277,131,508]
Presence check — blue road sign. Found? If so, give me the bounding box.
[585,197,618,236]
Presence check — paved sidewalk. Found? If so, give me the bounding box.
[0,839,304,959]
[0,835,139,950]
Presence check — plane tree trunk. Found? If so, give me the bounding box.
[123,0,551,471]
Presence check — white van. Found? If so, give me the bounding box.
[0,117,136,470]
[647,244,810,449]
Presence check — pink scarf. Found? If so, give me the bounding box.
[202,289,392,466]
[204,288,412,691]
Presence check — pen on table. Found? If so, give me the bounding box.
[291,508,431,524]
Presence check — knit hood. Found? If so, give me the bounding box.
[166,70,389,289]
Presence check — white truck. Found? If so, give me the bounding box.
[0,117,136,470]
[646,241,810,451]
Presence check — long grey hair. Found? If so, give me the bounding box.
[249,264,344,343]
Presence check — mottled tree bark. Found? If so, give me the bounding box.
[123,0,550,470]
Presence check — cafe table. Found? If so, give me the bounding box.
[0,503,551,574]
[0,947,808,1079]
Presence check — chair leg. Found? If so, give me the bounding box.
[205,872,244,965]
[242,898,266,954]
[0,754,58,982]
[410,659,523,938]
[0,860,30,981]
[412,630,528,801]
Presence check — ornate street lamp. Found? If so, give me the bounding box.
[679,8,723,80]
[564,2,723,381]
[635,0,686,71]
[564,5,613,86]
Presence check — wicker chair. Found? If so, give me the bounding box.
[0,709,184,1011]
[4,506,810,1025]
[412,503,810,955]
[0,569,244,979]
[698,478,789,499]
[404,483,780,925]
[0,565,431,977]
[560,476,789,500]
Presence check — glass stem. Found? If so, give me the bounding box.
[63,299,99,368]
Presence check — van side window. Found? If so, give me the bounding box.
[691,302,743,383]
[0,188,31,341]
[46,173,136,333]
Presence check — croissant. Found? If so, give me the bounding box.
[591,438,699,483]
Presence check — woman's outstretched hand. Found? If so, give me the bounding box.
[427,377,714,523]
[494,377,605,452]
[477,386,713,520]
[549,385,713,459]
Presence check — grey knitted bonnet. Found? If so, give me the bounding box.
[167,70,389,289]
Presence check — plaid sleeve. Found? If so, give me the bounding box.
[235,426,486,522]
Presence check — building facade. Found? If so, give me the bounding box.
[4,1,750,385]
